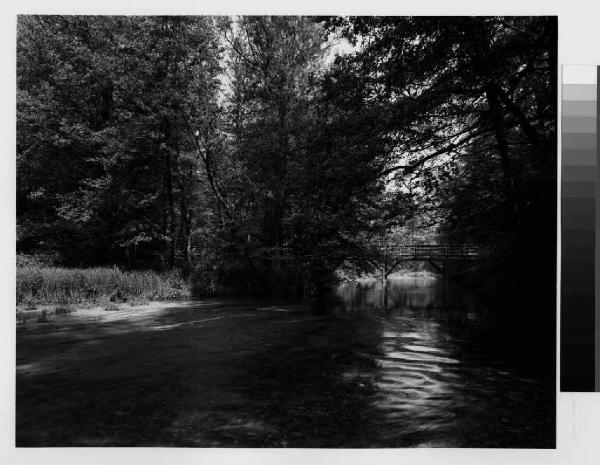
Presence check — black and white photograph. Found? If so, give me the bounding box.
[14,14,557,448]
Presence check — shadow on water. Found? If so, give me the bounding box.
[16,275,555,447]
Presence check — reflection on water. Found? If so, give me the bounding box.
[332,276,554,447]
[336,274,478,313]
[16,274,555,448]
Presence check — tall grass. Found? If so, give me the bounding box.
[17,263,190,306]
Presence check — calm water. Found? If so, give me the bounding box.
[16,275,555,447]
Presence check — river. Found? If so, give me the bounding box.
[16,273,555,447]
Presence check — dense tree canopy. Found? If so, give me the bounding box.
[17,16,222,270]
[326,16,557,298]
[17,15,556,305]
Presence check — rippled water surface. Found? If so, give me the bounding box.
[16,275,555,447]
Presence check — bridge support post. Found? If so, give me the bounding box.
[443,258,448,311]
[381,242,388,287]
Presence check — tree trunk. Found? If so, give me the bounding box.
[165,144,176,269]
[485,84,522,242]
[178,162,193,276]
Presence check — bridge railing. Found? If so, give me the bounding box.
[370,244,480,258]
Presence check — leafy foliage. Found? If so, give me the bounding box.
[326,16,557,299]
[17,16,556,306]
[17,16,221,270]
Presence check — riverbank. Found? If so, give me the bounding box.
[16,300,195,326]
[16,261,190,313]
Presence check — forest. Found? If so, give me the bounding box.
[16,16,557,312]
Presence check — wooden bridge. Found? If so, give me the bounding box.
[370,244,480,260]
[359,243,481,279]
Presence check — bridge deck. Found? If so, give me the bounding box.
[371,244,479,259]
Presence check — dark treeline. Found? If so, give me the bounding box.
[17,16,556,308]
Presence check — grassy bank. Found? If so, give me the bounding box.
[17,262,190,310]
